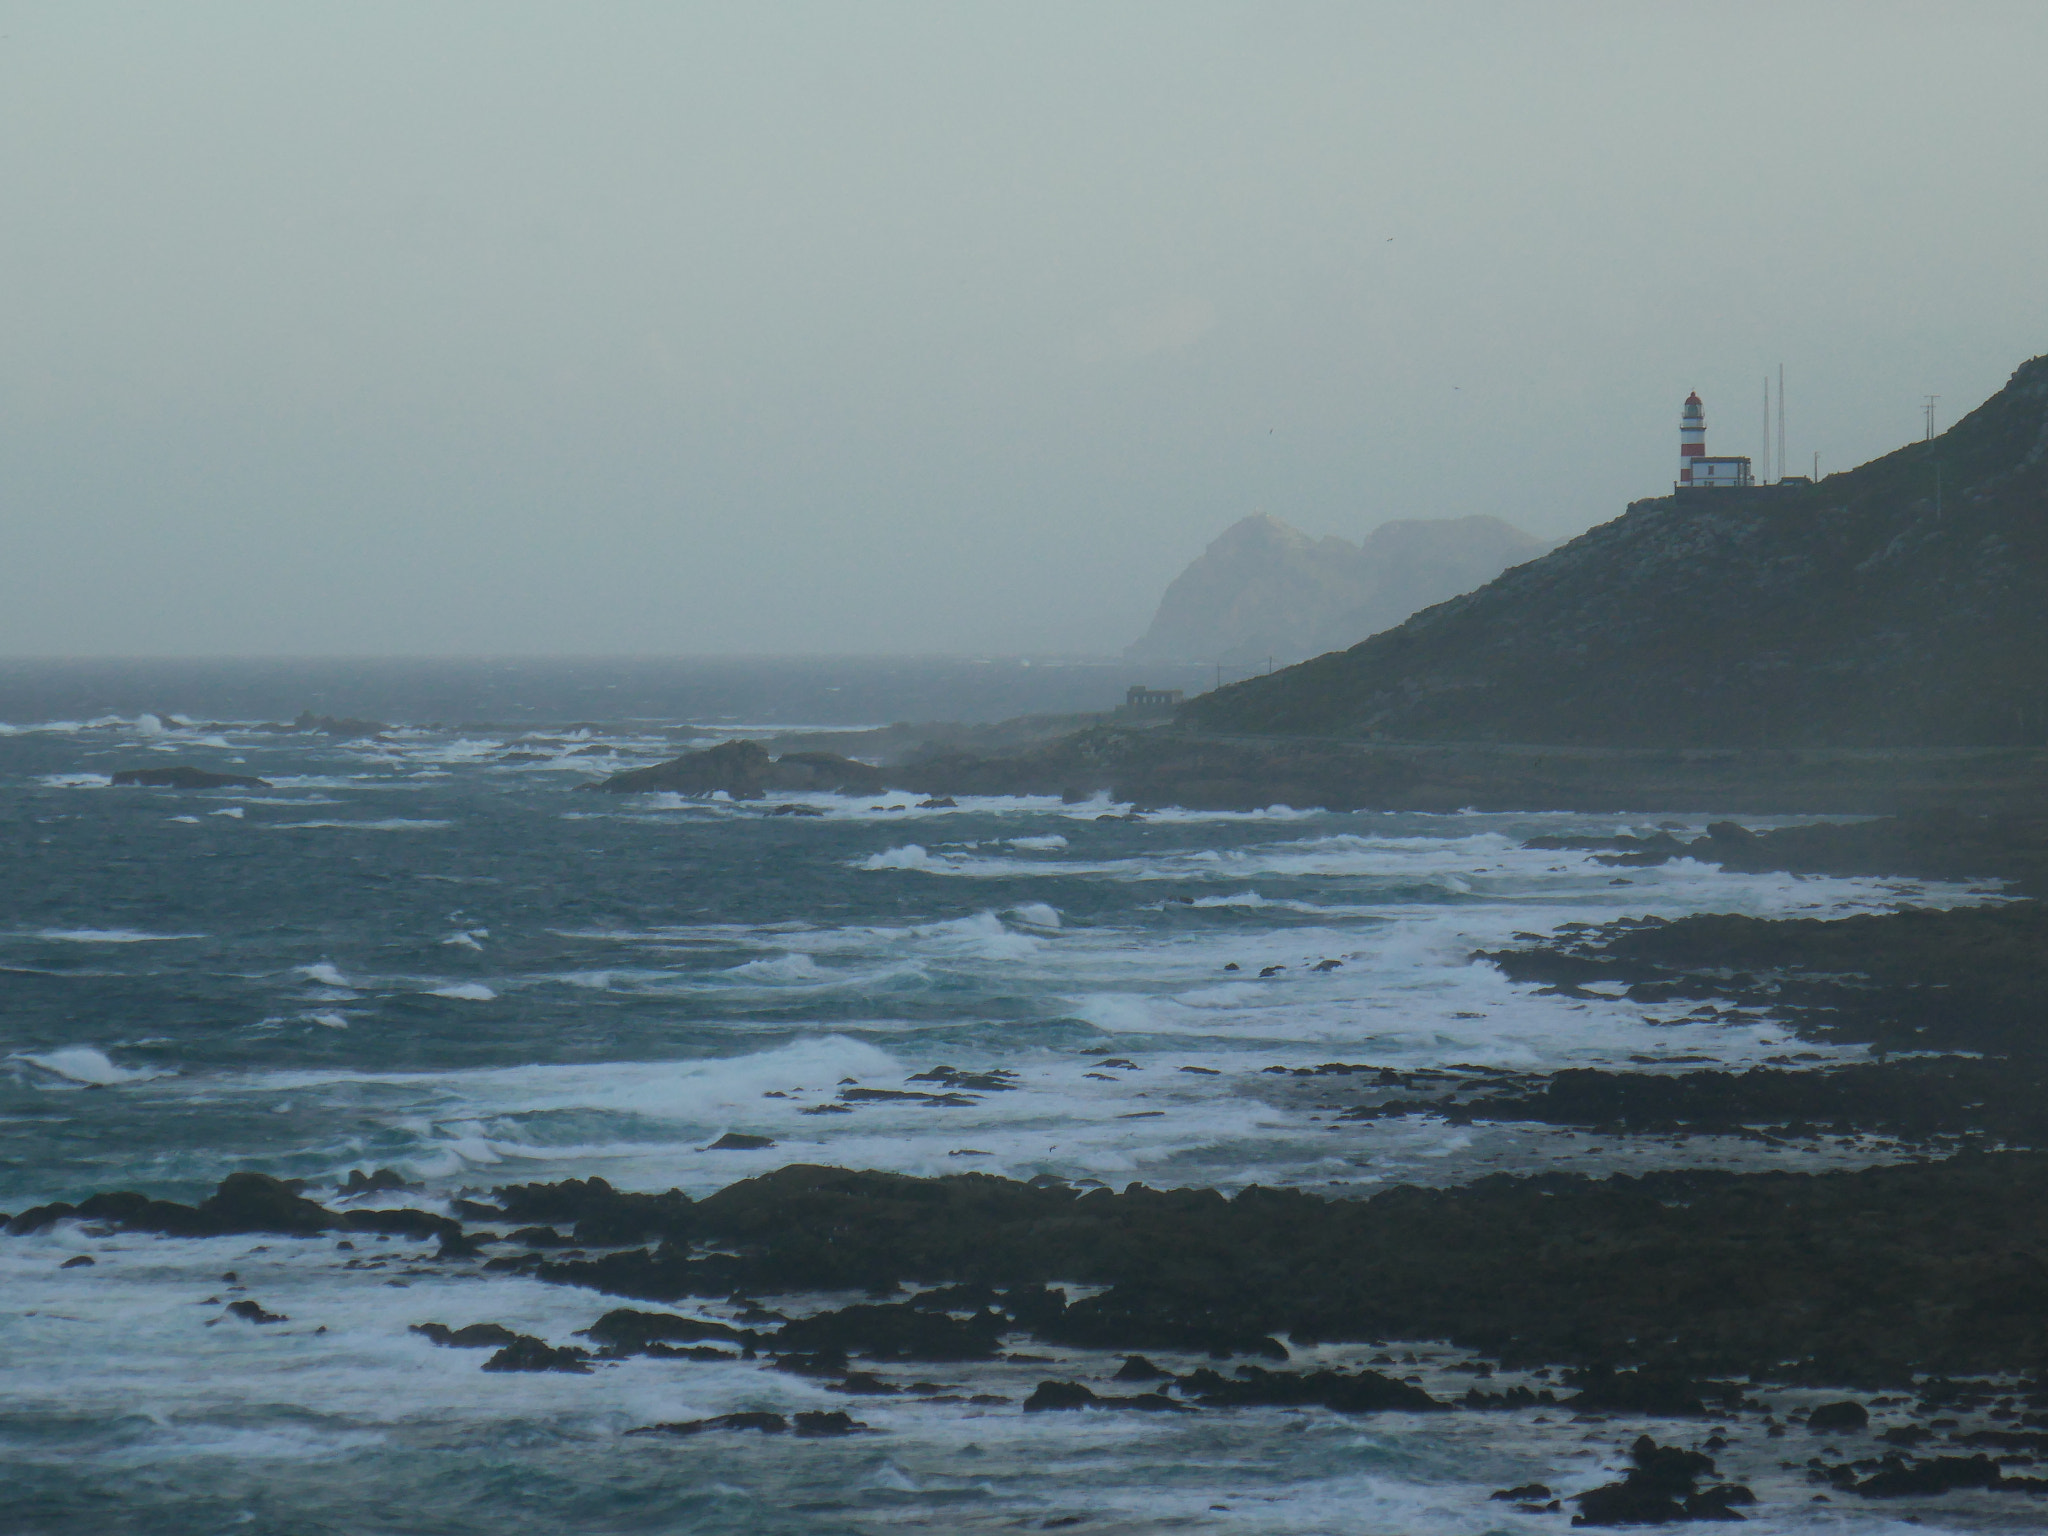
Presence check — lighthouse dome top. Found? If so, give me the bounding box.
[1683,391,1703,412]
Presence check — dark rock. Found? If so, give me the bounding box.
[770,1348,849,1377]
[109,766,271,790]
[590,738,775,798]
[707,1133,776,1151]
[1022,1380,1190,1413]
[1854,1454,2003,1497]
[340,1207,461,1244]
[1113,1355,1170,1383]
[1024,1380,1101,1411]
[916,797,957,809]
[480,1336,592,1373]
[828,1371,900,1395]
[225,1299,287,1324]
[1481,898,2048,1059]
[794,1410,866,1436]
[1564,1367,1717,1417]
[504,1225,576,1248]
[492,1175,694,1247]
[1179,1366,1444,1414]
[1492,1484,1553,1501]
[202,1173,336,1236]
[628,1411,789,1436]
[411,1322,523,1349]
[589,741,889,799]
[1807,1400,1869,1434]
[1571,1436,1731,1526]
[60,1254,95,1268]
[773,1300,1003,1362]
[580,1307,748,1356]
[339,1168,415,1197]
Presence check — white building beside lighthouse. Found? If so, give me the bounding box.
[1676,391,1753,489]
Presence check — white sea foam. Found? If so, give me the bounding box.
[861,842,936,870]
[270,818,452,831]
[27,928,205,944]
[14,1046,158,1085]
[428,982,497,1001]
[1006,834,1069,850]
[295,962,351,988]
[724,952,828,982]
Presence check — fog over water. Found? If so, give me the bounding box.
[2,3,2044,655]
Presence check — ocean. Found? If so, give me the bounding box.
[0,660,2013,1533]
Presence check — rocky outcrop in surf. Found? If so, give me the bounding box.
[585,739,886,799]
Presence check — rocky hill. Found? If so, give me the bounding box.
[1126,512,1546,665]
[1182,354,2048,747]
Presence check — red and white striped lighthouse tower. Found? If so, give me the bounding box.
[1678,391,1705,485]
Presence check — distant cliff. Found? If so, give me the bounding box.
[1182,354,2048,747]
[1126,512,1546,665]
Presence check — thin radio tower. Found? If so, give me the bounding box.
[1777,364,1786,483]
[1761,377,1771,483]
[1924,395,1940,441]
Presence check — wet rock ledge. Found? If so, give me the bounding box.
[16,1153,2048,1388]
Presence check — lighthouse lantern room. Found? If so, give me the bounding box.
[1676,391,1753,490]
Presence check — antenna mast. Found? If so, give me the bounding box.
[1778,364,1786,483]
[1761,377,1771,483]
[1924,395,1940,441]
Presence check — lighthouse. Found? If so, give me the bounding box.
[1675,392,1753,491]
[1678,392,1705,484]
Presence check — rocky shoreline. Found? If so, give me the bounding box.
[587,727,2048,817]
[14,1156,2048,1520]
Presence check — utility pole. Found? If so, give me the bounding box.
[1924,395,1940,441]
[1777,364,1786,486]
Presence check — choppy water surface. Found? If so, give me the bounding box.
[0,692,2015,1534]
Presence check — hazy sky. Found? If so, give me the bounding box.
[4,2,2044,656]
